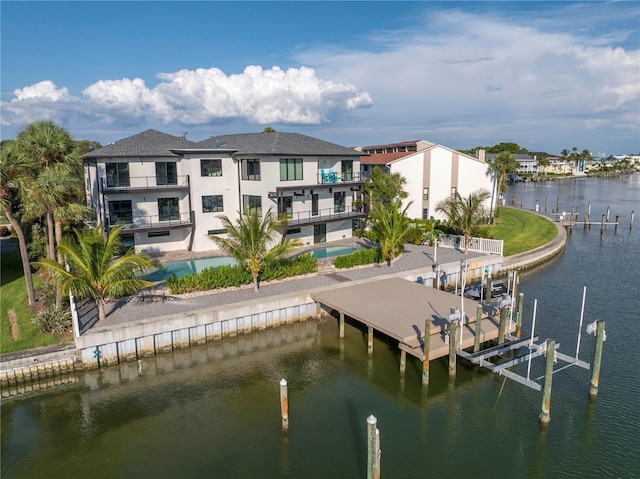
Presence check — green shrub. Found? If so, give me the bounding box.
[0,225,9,237]
[33,307,72,335]
[335,247,383,269]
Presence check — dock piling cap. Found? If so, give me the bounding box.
[367,415,377,425]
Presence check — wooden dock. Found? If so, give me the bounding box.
[311,277,512,362]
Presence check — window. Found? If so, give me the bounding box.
[148,231,170,237]
[423,188,429,201]
[158,197,179,221]
[334,191,346,213]
[106,163,129,187]
[242,195,262,216]
[202,195,224,213]
[287,227,302,235]
[451,186,457,197]
[422,208,429,220]
[341,160,353,181]
[201,159,222,177]
[156,162,177,185]
[208,229,226,235]
[277,196,293,218]
[241,159,261,181]
[312,193,319,216]
[108,200,132,225]
[279,158,303,181]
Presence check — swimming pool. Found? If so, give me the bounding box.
[143,256,238,281]
[301,245,363,259]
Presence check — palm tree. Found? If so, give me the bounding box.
[487,152,518,219]
[36,224,157,323]
[359,166,408,236]
[436,189,491,254]
[537,156,550,177]
[209,208,302,291]
[0,141,37,305]
[370,200,415,266]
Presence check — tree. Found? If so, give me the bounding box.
[36,224,157,323]
[370,200,415,266]
[436,189,491,254]
[537,156,550,176]
[0,141,37,305]
[487,151,518,219]
[209,208,302,291]
[359,166,408,236]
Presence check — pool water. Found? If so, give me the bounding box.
[143,256,238,281]
[302,245,362,259]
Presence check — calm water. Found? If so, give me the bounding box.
[142,256,238,282]
[300,245,362,259]
[2,176,639,478]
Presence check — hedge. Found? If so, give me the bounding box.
[334,247,383,269]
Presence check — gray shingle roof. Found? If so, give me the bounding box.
[83,129,203,158]
[197,132,361,157]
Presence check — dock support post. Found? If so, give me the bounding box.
[544,196,548,213]
[589,320,606,398]
[614,215,618,232]
[422,318,430,385]
[316,302,321,319]
[339,312,345,339]
[368,326,373,356]
[606,206,610,222]
[280,379,289,430]
[400,350,406,375]
[630,210,635,229]
[539,340,555,425]
[367,415,379,479]
[516,292,524,338]
[498,300,508,345]
[449,320,457,378]
[485,275,492,305]
[474,304,482,353]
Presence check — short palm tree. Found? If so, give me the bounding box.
[209,208,302,291]
[36,224,157,323]
[370,200,415,266]
[436,189,491,254]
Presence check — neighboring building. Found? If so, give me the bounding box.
[83,129,364,253]
[359,141,495,221]
[486,153,538,176]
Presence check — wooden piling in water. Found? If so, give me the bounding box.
[600,215,605,233]
[367,415,378,479]
[339,312,345,339]
[589,320,606,398]
[485,276,492,305]
[539,339,555,425]
[280,379,289,430]
[516,292,524,338]
[400,350,406,375]
[498,300,508,345]
[614,216,619,232]
[368,326,373,356]
[606,206,610,222]
[474,304,482,353]
[449,320,457,378]
[630,210,635,229]
[422,318,430,385]
[316,302,321,319]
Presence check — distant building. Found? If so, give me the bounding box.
[83,129,364,253]
[359,140,495,221]
[486,153,538,176]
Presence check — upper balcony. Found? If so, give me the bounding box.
[106,211,194,233]
[101,175,190,194]
[316,170,363,185]
[274,205,365,228]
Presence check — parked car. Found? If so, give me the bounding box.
[468,279,507,299]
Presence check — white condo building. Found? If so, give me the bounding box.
[359,141,496,220]
[83,130,365,253]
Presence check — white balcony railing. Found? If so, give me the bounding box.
[438,234,503,255]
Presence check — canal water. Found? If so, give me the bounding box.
[2,176,639,478]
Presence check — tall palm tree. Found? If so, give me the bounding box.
[436,189,491,254]
[487,152,518,218]
[209,208,302,292]
[0,141,36,305]
[370,200,415,266]
[36,224,157,323]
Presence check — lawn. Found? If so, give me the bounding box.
[489,207,558,256]
[1,248,64,354]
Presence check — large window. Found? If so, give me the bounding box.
[241,159,261,181]
[312,193,319,216]
[201,159,222,177]
[341,160,353,181]
[423,188,429,201]
[334,191,346,213]
[156,162,177,185]
[277,196,293,218]
[108,200,132,225]
[451,186,457,197]
[106,163,129,187]
[202,195,224,213]
[279,158,303,181]
[158,197,179,221]
[242,195,262,216]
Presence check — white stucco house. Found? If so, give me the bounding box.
[83,129,365,254]
[358,140,496,221]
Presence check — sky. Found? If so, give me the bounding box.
[1,1,639,155]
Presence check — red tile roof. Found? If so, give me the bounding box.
[360,152,413,165]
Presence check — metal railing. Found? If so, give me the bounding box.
[316,171,362,184]
[101,175,190,190]
[108,211,193,230]
[438,234,504,255]
[274,205,365,226]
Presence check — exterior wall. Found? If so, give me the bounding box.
[390,151,424,219]
[427,148,454,221]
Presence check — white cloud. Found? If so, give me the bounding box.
[0,66,372,128]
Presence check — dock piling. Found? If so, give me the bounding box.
[367,415,379,479]
[630,210,635,229]
[516,292,524,338]
[280,378,289,430]
[400,350,406,375]
[368,326,374,356]
[449,320,458,378]
[589,320,606,398]
[498,299,508,345]
[473,304,482,353]
[539,339,556,425]
[422,318,431,385]
[339,312,345,339]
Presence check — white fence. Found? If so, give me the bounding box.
[438,234,503,255]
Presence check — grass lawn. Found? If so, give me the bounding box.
[1,248,64,354]
[489,207,558,256]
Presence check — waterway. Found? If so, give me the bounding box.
[2,175,639,478]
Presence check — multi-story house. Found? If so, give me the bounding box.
[358,141,495,221]
[486,153,538,176]
[83,129,364,253]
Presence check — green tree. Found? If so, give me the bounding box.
[36,224,157,323]
[537,156,550,176]
[436,189,491,254]
[0,141,37,305]
[359,166,408,236]
[209,209,302,291]
[370,200,415,266]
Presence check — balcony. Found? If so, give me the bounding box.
[107,212,193,233]
[101,175,190,193]
[274,205,365,227]
[316,170,362,185]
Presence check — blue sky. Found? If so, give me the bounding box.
[1,1,639,155]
